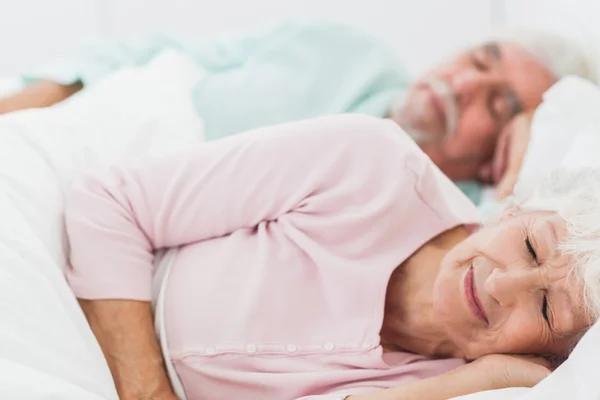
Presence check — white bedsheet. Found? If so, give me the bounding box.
[0,50,205,399]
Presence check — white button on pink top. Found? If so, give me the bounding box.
[246,344,257,353]
[286,344,297,353]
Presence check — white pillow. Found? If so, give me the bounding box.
[0,50,205,398]
[559,125,600,169]
[515,75,600,197]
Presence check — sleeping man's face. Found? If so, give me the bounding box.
[390,41,556,181]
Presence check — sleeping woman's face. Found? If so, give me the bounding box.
[433,209,591,360]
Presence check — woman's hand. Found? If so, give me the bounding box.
[346,353,551,400]
[472,353,552,389]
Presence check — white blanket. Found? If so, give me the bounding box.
[0,50,205,399]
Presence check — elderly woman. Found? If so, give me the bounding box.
[66,115,596,400]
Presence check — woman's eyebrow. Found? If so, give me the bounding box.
[542,219,559,257]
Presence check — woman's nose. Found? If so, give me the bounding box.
[484,267,538,307]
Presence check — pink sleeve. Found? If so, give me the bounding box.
[65,115,416,300]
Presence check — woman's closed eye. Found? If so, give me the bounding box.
[525,236,551,325]
[525,236,538,262]
[541,295,550,324]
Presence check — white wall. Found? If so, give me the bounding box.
[0,0,102,75]
[504,0,600,37]
[0,0,494,76]
[503,0,600,60]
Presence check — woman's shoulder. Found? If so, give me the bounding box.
[304,114,420,157]
[409,154,482,228]
[279,114,439,189]
[326,114,481,226]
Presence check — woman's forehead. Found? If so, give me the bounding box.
[517,210,565,243]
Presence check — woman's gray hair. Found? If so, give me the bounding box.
[509,168,600,321]
[489,28,599,84]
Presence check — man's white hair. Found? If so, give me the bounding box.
[509,168,600,321]
[489,28,599,84]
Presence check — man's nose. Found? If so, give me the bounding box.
[484,267,539,307]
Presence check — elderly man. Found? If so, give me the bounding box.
[0,21,596,199]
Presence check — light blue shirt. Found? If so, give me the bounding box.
[24,20,410,141]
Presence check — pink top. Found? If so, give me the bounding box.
[65,115,481,400]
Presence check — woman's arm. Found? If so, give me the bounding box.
[65,115,413,301]
[66,115,414,397]
[347,354,550,400]
[347,365,492,400]
[79,300,177,400]
[0,80,82,113]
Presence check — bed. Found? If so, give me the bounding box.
[1,48,600,400]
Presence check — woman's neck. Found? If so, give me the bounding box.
[380,226,470,359]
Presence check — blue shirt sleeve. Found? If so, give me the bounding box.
[23,20,410,141]
[191,21,410,139]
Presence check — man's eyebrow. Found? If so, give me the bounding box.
[481,41,524,117]
[486,42,525,116]
[483,42,502,61]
